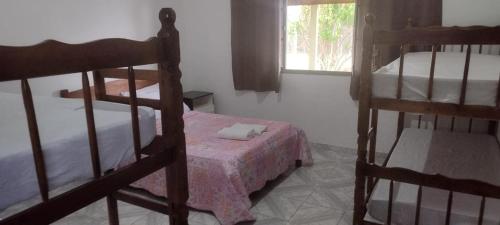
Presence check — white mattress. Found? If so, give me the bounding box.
[368,128,500,225]
[0,92,156,210]
[120,83,191,119]
[372,52,500,106]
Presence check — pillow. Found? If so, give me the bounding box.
[120,83,191,112]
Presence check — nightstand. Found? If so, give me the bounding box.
[183,91,215,113]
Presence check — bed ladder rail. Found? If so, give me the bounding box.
[363,163,500,200]
[113,187,171,215]
[361,163,500,225]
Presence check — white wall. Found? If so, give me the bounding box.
[162,0,500,151]
[443,0,500,26]
[1,0,498,150]
[158,0,399,151]
[0,0,176,96]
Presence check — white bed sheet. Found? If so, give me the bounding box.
[373,52,500,106]
[368,128,500,225]
[0,92,156,210]
[120,83,191,116]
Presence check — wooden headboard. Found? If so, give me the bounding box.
[60,68,159,99]
[60,68,162,110]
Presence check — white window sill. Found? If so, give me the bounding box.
[281,69,352,77]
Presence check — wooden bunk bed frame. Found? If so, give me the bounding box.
[0,8,189,225]
[60,67,189,216]
[354,15,500,225]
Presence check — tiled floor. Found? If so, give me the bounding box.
[1,143,385,225]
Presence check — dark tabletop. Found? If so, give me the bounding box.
[183,91,213,100]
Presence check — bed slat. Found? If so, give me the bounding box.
[450,117,456,132]
[127,67,142,161]
[428,45,437,100]
[387,180,394,225]
[93,70,106,100]
[468,118,473,133]
[397,45,406,99]
[417,115,422,128]
[82,72,102,178]
[368,109,378,164]
[477,196,486,225]
[414,185,423,225]
[433,115,439,130]
[368,109,378,193]
[397,112,405,137]
[21,79,49,202]
[445,191,454,225]
[459,45,472,106]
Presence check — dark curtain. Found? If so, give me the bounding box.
[350,0,442,100]
[231,0,281,92]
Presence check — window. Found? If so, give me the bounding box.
[284,0,355,73]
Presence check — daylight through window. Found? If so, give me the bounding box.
[285,2,355,72]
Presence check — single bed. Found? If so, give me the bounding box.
[0,8,189,225]
[367,128,500,225]
[0,92,156,211]
[373,52,500,106]
[60,72,313,225]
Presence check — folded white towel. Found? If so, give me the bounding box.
[232,123,268,135]
[217,126,257,141]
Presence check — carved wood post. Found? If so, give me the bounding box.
[353,14,375,225]
[157,8,189,225]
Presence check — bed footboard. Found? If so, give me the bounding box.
[0,8,188,225]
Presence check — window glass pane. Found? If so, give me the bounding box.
[285,3,355,72]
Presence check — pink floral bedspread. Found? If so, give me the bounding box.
[132,111,312,225]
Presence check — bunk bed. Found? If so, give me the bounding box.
[0,8,189,225]
[59,68,313,225]
[354,14,500,225]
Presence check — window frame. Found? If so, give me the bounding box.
[280,0,355,76]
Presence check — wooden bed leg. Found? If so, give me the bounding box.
[164,137,189,224]
[168,202,189,225]
[353,14,375,225]
[166,165,189,225]
[164,138,189,225]
[106,196,119,225]
[354,161,366,225]
[158,8,189,225]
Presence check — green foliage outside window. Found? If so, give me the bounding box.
[287,4,355,71]
[318,4,355,42]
